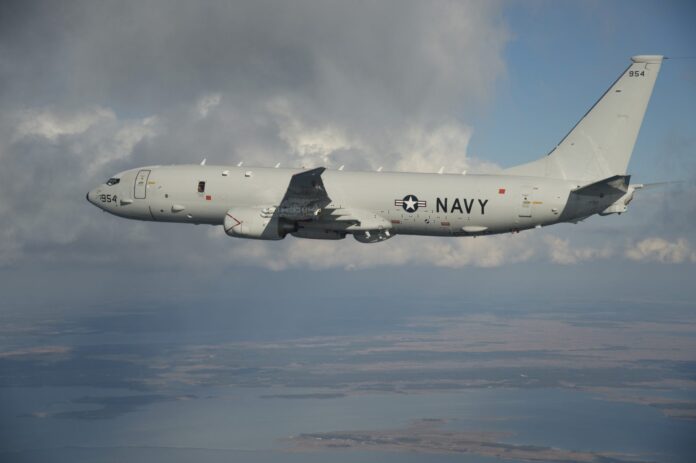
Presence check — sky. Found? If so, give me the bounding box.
[0,0,695,309]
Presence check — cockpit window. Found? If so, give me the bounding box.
[106,178,120,186]
[198,181,206,193]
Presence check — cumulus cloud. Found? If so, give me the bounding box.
[11,107,115,142]
[220,230,538,271]
[194,94,222,120]
[0,106,160,263]
[0,0,512,269]
[544,236,613,265]
[222,231,696,271]
[625,237,696,264]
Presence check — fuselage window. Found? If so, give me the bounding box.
[198,181,206,193]
[106,178,120,186]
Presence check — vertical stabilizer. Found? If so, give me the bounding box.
[505,55,663,181]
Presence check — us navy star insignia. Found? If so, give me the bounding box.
[394,194,426,212]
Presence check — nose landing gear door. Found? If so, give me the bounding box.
[134,169,150,199]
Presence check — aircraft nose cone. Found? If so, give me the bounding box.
[86,189,97,206]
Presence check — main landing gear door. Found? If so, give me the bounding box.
[134,169,150,199]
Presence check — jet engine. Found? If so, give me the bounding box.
[223,207,286,240]
[353,229,393,244]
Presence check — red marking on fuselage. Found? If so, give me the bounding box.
[224,213,242,233]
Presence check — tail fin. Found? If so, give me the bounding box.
[505,55,663,181]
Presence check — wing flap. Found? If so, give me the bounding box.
[319,208,391,231]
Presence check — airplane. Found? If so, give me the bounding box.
[87,55,663,244]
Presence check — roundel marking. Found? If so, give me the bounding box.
[394,195,427,213]
[402,195,419,212]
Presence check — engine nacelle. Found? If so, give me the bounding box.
[224,207,285,240]
[353,229,393,244]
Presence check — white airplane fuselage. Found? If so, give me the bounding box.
[86,165,614,238]
[87,55,663,243]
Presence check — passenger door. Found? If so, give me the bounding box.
[134,169,150,199]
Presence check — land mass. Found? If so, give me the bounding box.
[289,418,653,463]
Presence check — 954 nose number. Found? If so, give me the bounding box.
[99,194,117,203]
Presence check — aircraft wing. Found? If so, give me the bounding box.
[278,167,332,220]
[276,168,391,231]
[320,207,392,231]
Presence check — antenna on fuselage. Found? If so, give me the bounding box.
[237,161,244,167]
[200,158,207,166]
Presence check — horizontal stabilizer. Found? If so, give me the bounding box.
[572,175,630,197]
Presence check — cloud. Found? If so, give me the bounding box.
[625,237,696,264]
[222,232,537,271]
[0,345,71,359]
[268,97,361,166]
[544,236,613,265]
[12,107,115,142]
[394,124,473,174]
[0,1,511,269]
[1,1,692,272]
[194,93,222,120]
[0,106,159,264]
